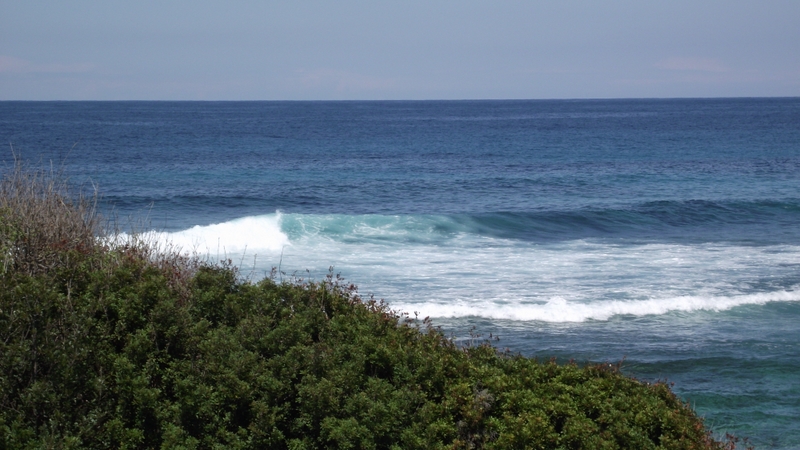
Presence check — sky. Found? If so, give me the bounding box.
[1,1,799,100]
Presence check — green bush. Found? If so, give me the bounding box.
[0,165,744,449]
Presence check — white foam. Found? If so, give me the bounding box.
[154,213,289,256]
[274,227,800,321]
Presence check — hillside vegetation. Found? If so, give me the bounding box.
[0,164,744,449]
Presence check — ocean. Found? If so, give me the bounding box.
[2,99,799,448]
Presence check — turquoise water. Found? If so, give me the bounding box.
[2,99,800,447]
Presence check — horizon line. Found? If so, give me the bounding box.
[2,95,799,102]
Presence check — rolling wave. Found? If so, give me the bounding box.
[141,198,800,245]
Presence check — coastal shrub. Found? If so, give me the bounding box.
[0,165,745,449]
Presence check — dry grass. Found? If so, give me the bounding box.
[0,159,202,302]
[0,159,100,275]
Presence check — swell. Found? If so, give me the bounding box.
[454,199,800,243]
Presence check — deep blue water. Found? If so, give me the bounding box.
[2,99,800,448]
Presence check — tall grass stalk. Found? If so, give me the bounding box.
[0,159,100,276]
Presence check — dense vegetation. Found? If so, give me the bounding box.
[0,164,744,449]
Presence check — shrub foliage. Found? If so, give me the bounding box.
[0,165,741,449]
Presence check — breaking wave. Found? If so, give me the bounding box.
[150,211,800,322]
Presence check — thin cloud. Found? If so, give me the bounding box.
[0,55,94,74]
[655,57,728,73]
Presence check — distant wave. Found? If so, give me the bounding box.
[451,199,800,242]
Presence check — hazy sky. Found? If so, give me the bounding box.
[1,1,798,100]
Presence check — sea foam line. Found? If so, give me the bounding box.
[392,290,800,322]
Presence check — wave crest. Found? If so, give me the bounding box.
[157,213,289,255]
